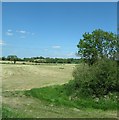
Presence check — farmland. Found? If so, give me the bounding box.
[2,63,74,91]
[2,63,118,118]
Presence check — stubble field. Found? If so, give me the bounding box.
[2,64,74,91]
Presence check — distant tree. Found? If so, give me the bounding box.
[17,58,23,61]
[66,58,72,64]
[2,56,6,60]
[77,29,118,66]
[29,58,34,62]
[57,59,64,64]
[23,58,30,62]
[7,55,18,64]
[39,56,44,59]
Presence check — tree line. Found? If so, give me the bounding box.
[1,55,81,64]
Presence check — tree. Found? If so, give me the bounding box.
[7,55,18,64]
[2,56,6,60]
[77,29,118,66]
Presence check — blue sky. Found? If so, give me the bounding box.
[2,2,117,58]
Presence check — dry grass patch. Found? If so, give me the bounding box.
[2,64,75,91]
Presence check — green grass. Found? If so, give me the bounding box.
[25,85,76,108]
[2,91,117,118]
[24,85,118,110]
[2,104,25,118]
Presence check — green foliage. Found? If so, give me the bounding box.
[24,85,118,110]
[72,59,118,97]
[2,105,24,118]
[25,86,74,107]
[2,56,6,60]
[7,55,18,64]
[77,29,118,66]
[2,55,81,64]
[70,29,118,107]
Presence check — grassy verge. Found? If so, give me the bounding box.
[2,86,118,118]
[24,85,118,110]
[2,104,25,118]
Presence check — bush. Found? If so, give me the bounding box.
[71,59,118,97]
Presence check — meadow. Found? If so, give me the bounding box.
[2,63,118,118]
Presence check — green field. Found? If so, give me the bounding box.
[2,64,118,118]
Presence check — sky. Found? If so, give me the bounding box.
[2,2,117,58]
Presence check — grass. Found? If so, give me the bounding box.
[25,85,75,108]
[2,91,117,118]
[2,104,26,118]
[24,85,118,110]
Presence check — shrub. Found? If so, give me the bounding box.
[71,59,118,97]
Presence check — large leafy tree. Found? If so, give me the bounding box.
[7,55,18,64]
[77,29,118,66]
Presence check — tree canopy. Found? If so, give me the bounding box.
[7,55,18,64]
[77,29,118,66]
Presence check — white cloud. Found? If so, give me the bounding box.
[6,32,13,36]
[0,40,5,45]
[52,46,61,49]
[6,29,13,36]
[16,30,35,36]
[6,29,34,37]
[17,30,27,34]
[20,30,27,34]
